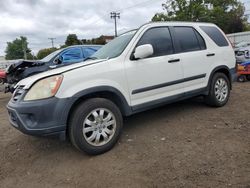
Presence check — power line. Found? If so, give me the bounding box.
[115,0,164,13]
[73,0,164,36]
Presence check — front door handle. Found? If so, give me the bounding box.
[168,59,180,63]
[207,53,215,57]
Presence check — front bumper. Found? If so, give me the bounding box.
[7,93,72,139]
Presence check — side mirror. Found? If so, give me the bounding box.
[133,44,154,60]
[53,55,63,64]
[53,56,59,64]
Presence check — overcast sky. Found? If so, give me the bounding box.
[0,0,249,56]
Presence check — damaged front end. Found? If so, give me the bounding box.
[5,60,47,93]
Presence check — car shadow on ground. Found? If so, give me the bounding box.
[123,96,206,131]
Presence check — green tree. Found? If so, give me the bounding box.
[81,36,107,45]
[5,36,32,60]
[152,0,249,33]
[65,34,81,46]
[36,47,57,59]
[27,53,37,60]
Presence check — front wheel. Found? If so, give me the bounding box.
[69,98,123,155]
[205,73,230,107]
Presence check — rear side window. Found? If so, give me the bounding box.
[83,48,97,58]
[137,27,174,57]
[200,26,229,47]
[174,27,205,52]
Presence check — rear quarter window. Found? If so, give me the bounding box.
[200,26,229,47]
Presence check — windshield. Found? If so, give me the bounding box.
[91,30,137,59]
[41,49,62,62]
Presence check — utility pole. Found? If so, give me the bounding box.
[22,40,27,60]
[110,12,120,37]
[48,38,56,48]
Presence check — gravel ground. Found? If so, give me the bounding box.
[0,83,249,188]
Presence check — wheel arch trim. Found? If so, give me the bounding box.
[207,65,234,90]
[65,86,132,124]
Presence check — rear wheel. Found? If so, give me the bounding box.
[205,73,230,107]
[69,98,123,155]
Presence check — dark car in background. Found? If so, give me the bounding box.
[4,45,102,92]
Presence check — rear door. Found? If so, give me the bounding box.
[82,47,98,59]
[171,26,211,92]
[199,25,235,69]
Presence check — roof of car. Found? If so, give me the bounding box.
[143,21,216,27]
[119,21,216,36]
[64,44,103,49]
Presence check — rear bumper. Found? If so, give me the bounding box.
[7,96,72,139]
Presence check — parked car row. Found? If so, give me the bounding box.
[1,45,102,92]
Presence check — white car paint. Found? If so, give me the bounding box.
[17,22,235,108]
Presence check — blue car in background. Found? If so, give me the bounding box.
[44,45,102,65]
[5,45,102,92]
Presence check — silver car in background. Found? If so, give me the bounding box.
[235,42,250,63]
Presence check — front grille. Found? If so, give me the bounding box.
[12,85,25,102]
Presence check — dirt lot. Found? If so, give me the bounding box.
[0,83,249,188]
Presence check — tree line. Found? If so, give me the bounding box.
[152,0,250,33]
[5,34,108,60]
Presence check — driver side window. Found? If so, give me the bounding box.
[137,27,174,58]
[61,48,82,64]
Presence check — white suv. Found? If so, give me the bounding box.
[7,22,236,155]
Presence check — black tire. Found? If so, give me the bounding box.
[69,98,123,155]
[205,73,230,107]
[237,75,246,82]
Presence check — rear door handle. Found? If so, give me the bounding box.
[207,53,215,57]
[168,59,180,63]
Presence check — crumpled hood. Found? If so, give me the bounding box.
[17,59,107,89]
[6,60,45,73]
